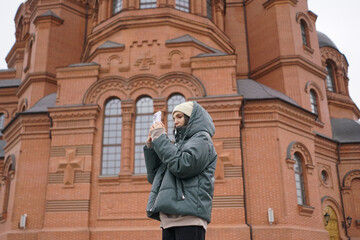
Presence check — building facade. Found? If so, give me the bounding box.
[0,0,359,239]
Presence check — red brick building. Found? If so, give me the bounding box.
[0,0,359,239]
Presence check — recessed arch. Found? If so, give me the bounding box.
[342,169,360,187]
[0,109,10,118]
[2,154,16,177]
[305,81,324,100]
[296,12,313,31]
[286,141,314,175]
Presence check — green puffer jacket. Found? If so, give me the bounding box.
[144,101,217,223]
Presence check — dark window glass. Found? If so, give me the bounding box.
[113,0,123,14]
[134,97,153,174]
[310,90,318,115]
[176,0,190,12]
[0,113,4,136]
[167,95,186,141]
[102,98,122,175]
[294,153,306,205]
[300,20,308,46]
[326,63,335,92]
[140,0,157,9]
[206,0,212,20]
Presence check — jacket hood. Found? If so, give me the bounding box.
[183,101,215,138]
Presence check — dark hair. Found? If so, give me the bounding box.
[183,115,190,126]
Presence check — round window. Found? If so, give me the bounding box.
[321,170,329,183]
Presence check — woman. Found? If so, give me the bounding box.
[143,101,217,240]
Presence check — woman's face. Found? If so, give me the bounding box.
[173,112,185,128]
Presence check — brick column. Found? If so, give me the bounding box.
[128,0,136,9]
[120,100,134,175]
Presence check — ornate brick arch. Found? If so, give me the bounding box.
[286,141,315,174]
[296,12,313,32]
[83,76,128,104]
[320,48,348,71]
[83,72,206,104]
[0,109,9,118]
[342,169,360,188]
[2,155,15,178]
[305,81,324,100]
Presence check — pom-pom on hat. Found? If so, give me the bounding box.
[172,101,194,118]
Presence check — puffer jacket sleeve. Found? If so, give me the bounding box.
[143,146,162,184]
[152,132,212,179]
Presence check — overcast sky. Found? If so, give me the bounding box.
[0,0,359,109]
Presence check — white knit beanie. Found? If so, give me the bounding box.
[172,101,194,117]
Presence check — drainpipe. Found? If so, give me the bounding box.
[336,142,350,239]
[240,98,253,240]
[243,0,251,78]
[242,2,253,238]
[82,0,89,56]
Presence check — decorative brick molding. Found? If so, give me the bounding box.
[50,145,93,157]
[45,200,90,212]
[48,172,91,184]
[212,195,244,208]
[224,166,242,178]
[298,204,314,217]
[83,72,206,104]
[263,0,298,9]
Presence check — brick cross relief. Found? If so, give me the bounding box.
[135,51,156,70]
[57,149,84,186]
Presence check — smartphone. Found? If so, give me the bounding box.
[153,111,162,123]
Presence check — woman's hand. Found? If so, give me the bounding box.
[147,122,165,143]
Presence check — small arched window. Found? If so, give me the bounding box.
[294,153,306,205]
[300,20,309,47]
[134,96,153,174]
[140,0,157,9]
[325,62,335,92]
[310,89,318,115]
[101,98,122,175]
[206,0,213,20]
[0,113,5,136]
[113,0,123,14]
[175,0,190,12]
[167,94,185,141]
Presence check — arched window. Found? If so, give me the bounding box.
[24,40,34,72]
[0,113,4,136]
[300,20,309,47]
[294,153,306,205]
[1,156,15,221]
[101,98,122,175]
[310,89,318,115]
[134,96,153,174]
[325,62,335,92]
[175,0,190,12]
[167,94,185,141]
[113,0,123,14]
[206,0,213,20]
[140,0,157,9]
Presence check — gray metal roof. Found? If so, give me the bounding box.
[237,79,299,106]
[98,40,125,49]
[24,93,57,113]
[317,31,338,50]
[331,118,360,143]
[166,34,228,57]
[39,10,63,20]
[68,62,99,67]
[0,79,21,88]
[0,140,5,158]
[0,68,15,72]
